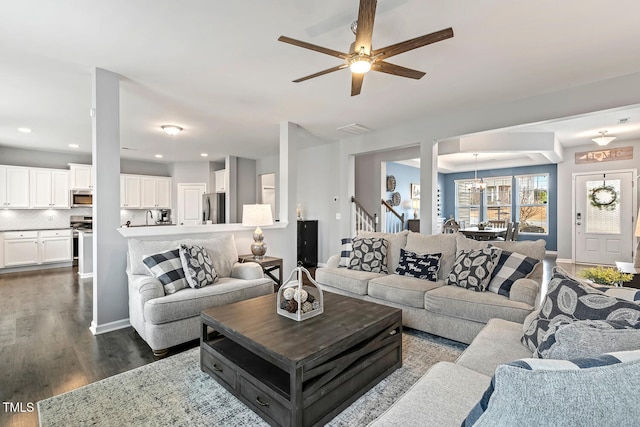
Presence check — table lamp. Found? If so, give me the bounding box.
[635,208,640,268]
[242,204,274,259]
[412,199,420,219]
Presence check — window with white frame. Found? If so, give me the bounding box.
[483,176,512,223]
[455,180,481,225]
[515,174,549,234]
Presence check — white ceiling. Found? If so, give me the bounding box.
[2,1,640,165]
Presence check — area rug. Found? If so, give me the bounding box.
[38,330,465,426]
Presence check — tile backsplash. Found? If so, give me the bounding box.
[0,208,92,231]
[0,208,172,231]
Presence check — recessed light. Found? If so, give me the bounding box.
[200,153,208,157]
[18,127,32,133]
[69,144,79,148]
[161,125,183,136]
[155,154,163,158]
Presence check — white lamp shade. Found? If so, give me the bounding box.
[242,204,274,227]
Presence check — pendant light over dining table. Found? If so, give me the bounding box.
[472,154,486,191]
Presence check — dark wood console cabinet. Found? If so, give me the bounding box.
[297,220,318,267]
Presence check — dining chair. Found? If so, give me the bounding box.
[503,222,514,241]
[488,220,507,228]
[442,218,460,234]
[511,222,520,241]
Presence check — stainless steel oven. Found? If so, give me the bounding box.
[70,215,92,265]
[71,190,92,207]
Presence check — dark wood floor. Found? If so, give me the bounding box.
[0,267,197,427]
[0,256,563,427]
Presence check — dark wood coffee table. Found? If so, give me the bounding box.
[200,291,402,427]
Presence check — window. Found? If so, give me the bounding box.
[455,180,481,225]
[516,174,548,234]
[483,176,512,222]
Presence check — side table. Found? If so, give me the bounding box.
[615,261,640,289]
[239,255,283,291]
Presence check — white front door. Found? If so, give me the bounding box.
[575,171,635,265]
[177,183,206,225]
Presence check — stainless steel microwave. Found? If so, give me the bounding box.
[71,190,93,207]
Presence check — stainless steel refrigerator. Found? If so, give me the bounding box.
[202,193,225,224]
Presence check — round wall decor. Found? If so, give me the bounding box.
[391,192,401,206]
[386,175,396,192]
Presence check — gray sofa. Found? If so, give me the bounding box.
[316,230,546,344]
[126,233,273,356]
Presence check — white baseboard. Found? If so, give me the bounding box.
[90,318,131,335]
[555,258,574,264]
[78,272,93,279]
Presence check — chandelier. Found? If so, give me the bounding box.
[472,154,486,191]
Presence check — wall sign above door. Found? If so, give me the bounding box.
[575,146,633,164]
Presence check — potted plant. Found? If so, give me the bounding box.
[577,266,633,287]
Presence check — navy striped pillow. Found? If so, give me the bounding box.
[338,237,352,268]
[143,249,188,294]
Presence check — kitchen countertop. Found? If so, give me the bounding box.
[118,222,288,238]
[1,227,73,232]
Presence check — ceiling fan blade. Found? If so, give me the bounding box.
[354,0,377,55]
[372,61,425,79]
[351,73,365,96]
[278,36,349,59]
[372,27,454,60]
[292,65,348,83]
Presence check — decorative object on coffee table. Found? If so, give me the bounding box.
[242,204,274,259]
[578,265,633,287]
[277,266,323,321]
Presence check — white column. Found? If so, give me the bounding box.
[90,68,128,335]
[279,121,298,274]
[419,139,439,234]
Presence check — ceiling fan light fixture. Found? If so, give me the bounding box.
[592,130,615,146]
[349,58,372,74]
[161,125,183,136]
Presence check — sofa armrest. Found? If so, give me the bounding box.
[326,255,340,269]
[230,261,264,280]
[509,278,540,308]
[129,274,165,306]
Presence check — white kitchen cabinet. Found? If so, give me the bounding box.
[4,231,39,267]
[0,166,30,208]
[69,163,93,190]
[214,170,227,193]
[30,168,70,208]
[120,175,141,208]
[40,229,72,263]
[141,176,171,209]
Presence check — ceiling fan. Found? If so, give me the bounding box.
[278,0,454,96]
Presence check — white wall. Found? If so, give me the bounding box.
[557,139,640,260]
[235,157,257,221]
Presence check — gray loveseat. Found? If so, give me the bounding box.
[126,233,273,356]
[316,230,546,344]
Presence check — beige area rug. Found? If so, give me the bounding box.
[38,330,465,426]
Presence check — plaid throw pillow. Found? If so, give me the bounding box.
[396,249,441,281]
[142,249,188,294]
[338,237,353,268]
[487,250,540,297]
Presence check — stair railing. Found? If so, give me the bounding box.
[381,199,405,233]
[351,196,377,235]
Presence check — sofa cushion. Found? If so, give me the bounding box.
[348,237,389,273]
[521,277,640,353]
[395,248,441,281]
[462,350,640,427]
[179,244,218,289]
[369,362,491,427]
[142,249,188,294]
[455,236,546,283]
[405,232,457,280]
[457,319,533,377]
[357,230,408,273]
[425,285,533,325]
[536,319,640,359]
[315,267,384,295]
[445,247,502,292]
[129,233,239,278]
[143,277,272,324]
[338,237,353,267]
[368,274,443,309]
[487,250,540,297]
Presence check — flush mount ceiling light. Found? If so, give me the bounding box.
[592,130,616,146]
[18,127,32,133]
[68,144,79,148]
[155,154,163,158]
[200,153,208,157]
[161,125,183,136]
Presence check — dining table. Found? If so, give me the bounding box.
[459,226,507,241]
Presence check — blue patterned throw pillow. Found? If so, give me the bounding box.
[179,244,218,289]
[396,248,441,281]
[462,350,640,426]
[142,249,188,294]
[347,237,389,274]
[445,247,502,292]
